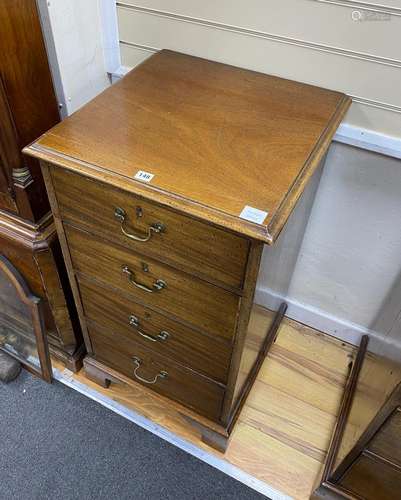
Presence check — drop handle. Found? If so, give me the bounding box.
[132,356,168,385]
[114,207,165,242]
[129,315,170,342]
[122,265,166,293]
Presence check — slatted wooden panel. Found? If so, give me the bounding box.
[117,0,401,138]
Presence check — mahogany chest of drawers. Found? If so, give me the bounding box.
[25,50,350,451]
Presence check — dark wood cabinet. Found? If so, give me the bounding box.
[0,0,83,372]
[0,0,61,221]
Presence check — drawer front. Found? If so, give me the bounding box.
[79,278,231,382]
[340,453,401,500]
[66,224,238,340]
[52,168,249,290]
[89,324,225,421]
[368,409,401,467]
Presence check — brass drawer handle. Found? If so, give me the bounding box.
[122,266,166,293]
[129,315,170,342]
[132,356,168,385]
[114,207,165,242]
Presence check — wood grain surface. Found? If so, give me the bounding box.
[368,408,401,467]
[339,453,401,500]
[88,323,225,421]
[0,210,82,369]
[25,50,350,242]
[79,278,231,382]
[0,76,20,213]
[1,0,60,221]
[312,336,401,500]
[334,351,401,469]
[65,223,239,339]
[51,167,249,291]
[53,312,355,499]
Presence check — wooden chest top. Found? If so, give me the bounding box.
[26,50,350,243]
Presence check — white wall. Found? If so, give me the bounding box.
[117,0,401,143]
[41,1,401,352]
[256,143,401,354]
[41,0,110,115]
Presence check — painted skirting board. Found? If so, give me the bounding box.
[335,123,401,160]
[255,286,401,363]
[255,286,367,347]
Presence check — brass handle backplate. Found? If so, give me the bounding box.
[114,207,165,242]
[129,315,170,342]
[132,356,168,385]
[122,266,166,293]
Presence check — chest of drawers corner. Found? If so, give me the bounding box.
[25,49,350,451]
[44,164,259,425]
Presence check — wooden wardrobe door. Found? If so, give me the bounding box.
[0,161,16,213]
[0,76,18,214]
[0,0,60,221]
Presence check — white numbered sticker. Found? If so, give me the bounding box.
[134,170,154,183]
[239,205,268,224]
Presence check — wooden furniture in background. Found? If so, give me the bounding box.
[25,50,350,449]
[0,254,51,381]
[0,0,83,372]
[313,337,401,499]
